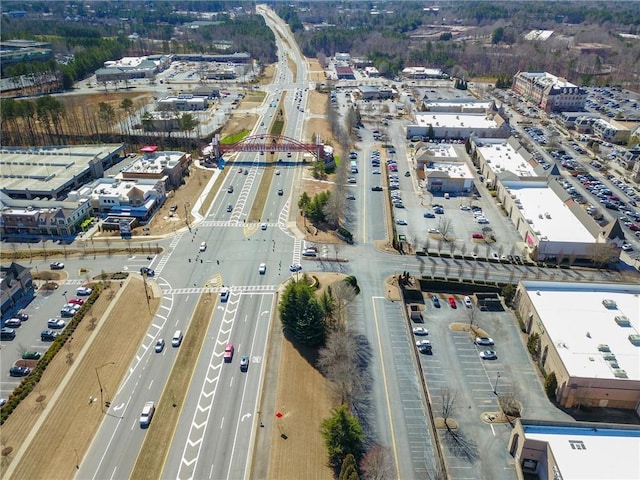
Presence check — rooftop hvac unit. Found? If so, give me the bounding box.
[597,344,611,352]
[628,334,640,346]
[602,353,616,361]
[613,370,628,379]
[602,299,617,309]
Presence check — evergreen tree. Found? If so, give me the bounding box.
[321,405,365,469]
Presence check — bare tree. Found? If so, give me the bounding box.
[438,386,460,430]
[437,217,454,241]
[317,330,361,406]
[360,444,394,480]
[331,281,357,329]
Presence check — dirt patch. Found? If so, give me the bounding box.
[434,418,459,429]
[448,322,489,338]
[307,59,326,82]
[304,117,332,147]
[384,276,403,302]
[220,112,259,137]
[2,277,160,479]
[265,273,345,480]
[308,90,327,116]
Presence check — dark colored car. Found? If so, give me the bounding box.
[240,355,249,372]
[3,318,21,328]
[9,366,31,377]
[371,186,383,191]
[22,351,42,360]
[431,295,440,308]
[41,330,60,342]
[1,327,16,340]
[140,267,155,277]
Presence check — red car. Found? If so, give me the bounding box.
[68,298,84,305]
[448,297,457,309]
[224,343,234,363]
[629,223,640,232]
[472,233,484,239]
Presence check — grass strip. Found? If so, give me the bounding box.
[221,129,250,144]
[130,291,217,480]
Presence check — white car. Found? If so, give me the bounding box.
[464,296,473,308]
[413,327,429,336]
[261,223,268,230]
[474,337,494,346]
[199,242,207,252]
[479,350,498,360]
[76,286,93,296]
[259,263,267,274]
[289,263,302,272]
[396,219,407,226]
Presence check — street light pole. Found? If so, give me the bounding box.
[62,290,68,304]
[493,372,501,395]
[95,362,115,412]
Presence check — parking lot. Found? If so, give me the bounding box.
[409,292,559,479]
[0,279,91,403]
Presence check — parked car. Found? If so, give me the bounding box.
[47,318,66,329]
[76,286,93,296]
[140,267,155,277]
[474,337,494,346]
[16,313,29,321]
[371,186,383,191]
[41,330,60,341]
[424,212,435,218]
[1,327,16,340]
[240,355,249,372]
[22,351,42,360]
[464,296,473,308]
[413,327,429,336]
[396,219,408,226]
[49,262,65,270]
[479,350,498,360]
[68,298,84,305]
[416,340,432,354]
[3,318,21,328]
[9,366,31,377]
[431,295,440,308]
[448,297,457,308]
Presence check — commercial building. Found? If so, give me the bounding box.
[157,94,209,111]
[76,177,166,222]
[508,419,640,480]
[473,138,539,185]
[401,67,448,79]
[515,281,640,411]
[423,100,494,114]
[119,147,190,189]
[415,144,475,194]
[591,118,631,144]
[498,180,603,261]
[357,85,396,100]
[0,192,91,238]
[406,112,510,140]
[1,262,33,316]
[512,71,587,113]
[95,55,171,83]
[0,144,125,200]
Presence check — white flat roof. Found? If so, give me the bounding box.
[477,140,537,178]
[505,183,594,243]
[414,113,496,130]
[522,281,640,381]
[523,422,640,480]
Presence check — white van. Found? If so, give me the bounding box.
[199,242,207,252]
[172,330,183,347]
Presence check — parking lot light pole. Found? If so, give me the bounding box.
[96,362,115,412]
[493,372,501,395]
[62,290,68,303]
